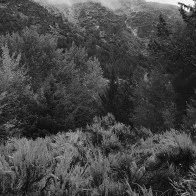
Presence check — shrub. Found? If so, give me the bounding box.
[109,152,145,191]
[0,138,53,195]
[172,164,196,196]
[126,182,154,196]
[138,130,196,195]
[155,130,196,173]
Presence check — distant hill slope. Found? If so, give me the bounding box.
[47,0,182,39]
[0,0,182,45]
[0,0,183,77]
[0,0,59,34]
[0,0,84,48]
[46,0,182,48]
[116,0,182,38]
[62,1,146,53]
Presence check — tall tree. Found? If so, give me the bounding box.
[156,14,171,38]
[148,0,196,126]
[131,65,176,132]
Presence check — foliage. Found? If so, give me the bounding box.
[0,27,59,91]
[148,0,196,126]
[1,0,196,195]
[172,164,196,196]
[182,91,196,139]
[0,138,52,195]
[0,115,196,196]
[156,14,171,39]
[131,65,176,132]
[0,115,155,196]
[100,70,133,125]
[0,28,106,138]
[0,44,28,139]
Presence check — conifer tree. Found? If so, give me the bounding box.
[148,0,196,126]
[0,44,28,138]
[183,91,196,134]
[131,65,176,132]
[100,68,132,125]
[156,14,171,38]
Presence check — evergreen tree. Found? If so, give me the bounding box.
[183,91,196,137]
[0,44,28,138]
[100,68,132,125]
[148,0,196,126]
[20,44,107,137]
[156,14,171,38]
[131,65,176,132]
[0,27,107,138]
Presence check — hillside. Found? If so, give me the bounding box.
[0,0,84,48]
[40,0,182,65]
[48,0,181,39]
[41,1,146,78]
[116,0,182,38]
[0,0,182,53]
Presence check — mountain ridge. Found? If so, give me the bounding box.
[43,0,182,39]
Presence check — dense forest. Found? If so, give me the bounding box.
[0,0,196,195]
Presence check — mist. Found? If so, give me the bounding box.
[35,0,122,9]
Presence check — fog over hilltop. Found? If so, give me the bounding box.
[147,0,193,5]
[35,0,122,9]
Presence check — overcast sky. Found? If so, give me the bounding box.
[146,0,193,5]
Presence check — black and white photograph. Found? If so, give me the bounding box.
[0,0,195,195]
